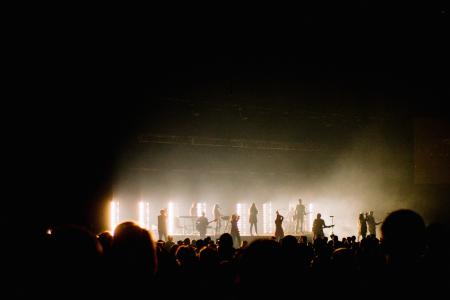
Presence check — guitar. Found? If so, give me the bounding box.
[196,219,217,231]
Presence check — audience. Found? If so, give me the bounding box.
[27,209,448,299]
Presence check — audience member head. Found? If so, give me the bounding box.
[381,209,426,263]
[112,221,157,277]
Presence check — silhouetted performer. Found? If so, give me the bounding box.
[249,202,258,236]
[358,213,367,241]
[274,210,284,241]
[366,211,382,237]
[196,212,209,239]
[230,214,241,248]
[213,204,222,235]
[295,198,306,233]
[158,209,168,241]
[312,213,332,240]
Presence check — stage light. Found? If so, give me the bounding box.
[168,202,175,235]
[138,201,144,228]
[197,202,206,217]
[110,201,120,234]
[138,201,151,230]
[263,202,274,234]
[236,203,249,235]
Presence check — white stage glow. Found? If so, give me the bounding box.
[138,201,150,230]
[197,202,206,217]
[168,202,175,235]
[110,201,120,234]
[263,202,274,234]
[236,203,249,235]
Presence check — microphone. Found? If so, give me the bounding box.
[330,216,334,217]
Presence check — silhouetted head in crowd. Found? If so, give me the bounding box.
[170,244,180,257]
[217,233,234,261]
[300,235,308,244]
[175,245,197,267]
[331,247,355,274]
[238,239,282,291]
[196,239,206,250]
[381,209,426,264]
[199,246,219,267]
[280,235,298,249]
[46,225,102,296]
[49,224,102,266]
[112,222,157,278]
[208,240,217,249]
[97,231,113,254]
[218,233,233,249]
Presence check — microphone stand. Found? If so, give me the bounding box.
[330,216,334,235]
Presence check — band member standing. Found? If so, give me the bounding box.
[358,213,367,241]
[158,209,168,241]
[249,203,258,236]
[196,212,209,239]
[213,204,222,235]
[295,198,306,233]
[365,211,382,237]
[274,210,284,241]
[230,214,241,248]
[312,213,333,240]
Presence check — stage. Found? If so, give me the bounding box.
[159,232,314,243]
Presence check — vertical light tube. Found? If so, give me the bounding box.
[138,201,151,230]
[168,202,175,235]
[145,202,150,230]
[236,203,248,235]
[110,201,119,234]
[236,203,242,233]
[263,202,273,234]
[138,201,145,228]
[197,203,201,217]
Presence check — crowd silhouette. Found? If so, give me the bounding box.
[20,209,450,299]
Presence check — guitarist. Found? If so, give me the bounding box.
[294,198,306,233]
[312,213,334,240]
[196,212,216,239]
